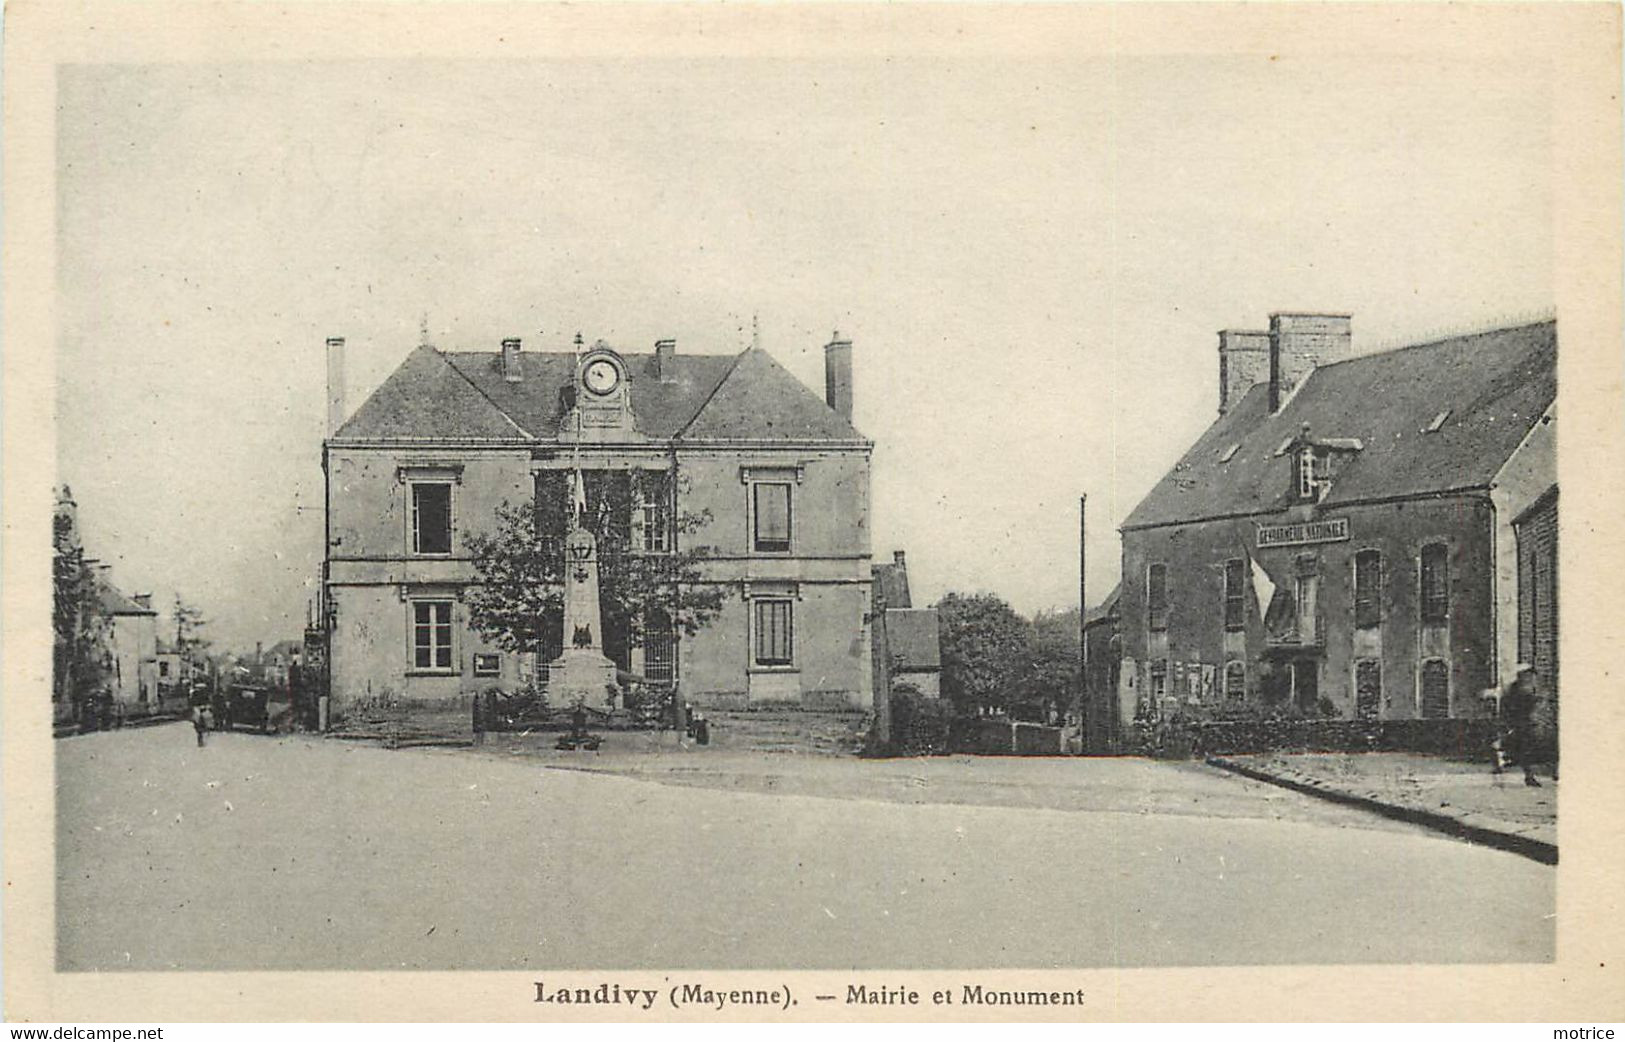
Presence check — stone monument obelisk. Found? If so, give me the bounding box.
[548,469,618,712]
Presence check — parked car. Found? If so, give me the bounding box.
[221,685,273,734]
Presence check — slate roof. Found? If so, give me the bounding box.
[872,560,913,610]
[1122,321,1556,530]
[334,344,867,444]
[885,608,942,672]
[98,581,155,616]
[1084,583,1121,628]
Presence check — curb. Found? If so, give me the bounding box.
[1205,756,1558,865]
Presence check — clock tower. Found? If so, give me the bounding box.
[563,340,637,440]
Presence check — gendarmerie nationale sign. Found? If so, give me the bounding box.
[1257,516,1350,548]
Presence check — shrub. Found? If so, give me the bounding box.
[887,690,955,756]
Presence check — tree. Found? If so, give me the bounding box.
[935,591,1031,716]
[1011,607,1082,723]
[465,469,726,673]
[173,595,210,666]
[53,506,110,707]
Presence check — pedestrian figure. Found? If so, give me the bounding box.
[1498,665,1541,787]
[192,704,208,747]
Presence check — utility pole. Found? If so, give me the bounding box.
[1078,494,1087,749]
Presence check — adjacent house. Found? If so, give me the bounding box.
[96,573,159,713]
[322,329,874,722]
[1108,314,1556,746]
[870,550,942,698]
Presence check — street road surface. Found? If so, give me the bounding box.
[56,726,1553,971]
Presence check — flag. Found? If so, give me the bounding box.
[1249,556,1276,619]
[571,468,587,525]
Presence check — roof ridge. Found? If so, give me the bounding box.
[1317,317,1556,371]
[437,350,537,440]
[673,348,751,439]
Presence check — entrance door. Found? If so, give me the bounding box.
[1293,658,1320,713]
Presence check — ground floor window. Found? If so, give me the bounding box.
[412,600,454,670]
[472,652,500,677]
[644,608,675,681]
[1355,658,1381,720]
[1224,661,1245,701]
[753,599,794,666]
[1420,658,1450,719]
[1149,659,1167,701]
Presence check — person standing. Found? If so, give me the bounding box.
[1499,665,1541,787]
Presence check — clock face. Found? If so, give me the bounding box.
[583,359,619,395]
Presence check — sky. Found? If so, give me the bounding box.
[56,54,1554,652]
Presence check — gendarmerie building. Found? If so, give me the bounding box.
[1110,314,1556,739]
[321,328,874,719]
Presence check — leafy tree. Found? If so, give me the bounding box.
[935,591,1031,716]
[1011,607,1082,723]
[465,469,726,673]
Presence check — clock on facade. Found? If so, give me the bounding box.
[583,359,620,395]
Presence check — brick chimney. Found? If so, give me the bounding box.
[1269,312,1352,412]
[501,337,523,383]
[326,336,346,436]
[824,332,853,421]
[655,338,677,383]
[1217,330,1270,414]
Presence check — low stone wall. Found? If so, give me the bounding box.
[1129,717,1503,760]
[951,718,1066,756]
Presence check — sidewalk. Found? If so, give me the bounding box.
[1206,751,1557,863]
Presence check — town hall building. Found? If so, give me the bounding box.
[321,328,874,721]
[1107,313,1556,745]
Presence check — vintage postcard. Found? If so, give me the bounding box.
[4,0,1623,1024]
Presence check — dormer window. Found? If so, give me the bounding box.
[1423,410,1451,433]
[1296,447,1330,502]
[1218,443,1240,464]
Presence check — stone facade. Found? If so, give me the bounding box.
[322,331,874,718]
[1108,315,1556,746]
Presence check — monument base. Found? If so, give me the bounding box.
[548,649,618,711]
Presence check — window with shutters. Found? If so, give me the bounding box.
[753,599,794,666]
[411,600,454,671]
[1223,559,1246,631]
[1353,549,1382,629]
[411,482,453,555]
[1420,543,1449,624]
[752,482,792,553]
[1147,563,1168,632]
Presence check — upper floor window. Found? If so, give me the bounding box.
[1353,549,1382,629]
[412,482,453,555]
[753,482,792,553]
[1147,563,1168,632]
[1223,559,1246,631]
[642,501,670,553]
[1294,553,1320,643]
[1420,543,1449,624]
